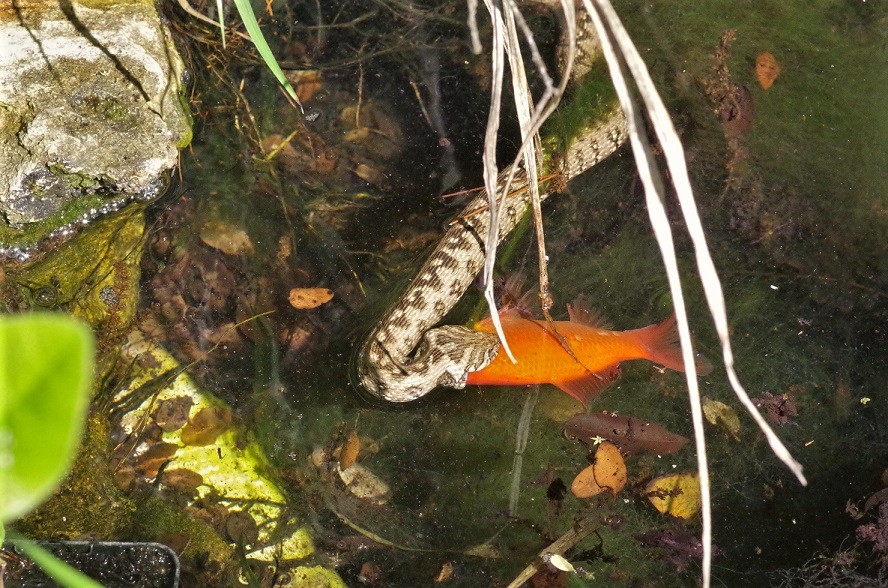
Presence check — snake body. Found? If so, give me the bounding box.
[357,6,628,402]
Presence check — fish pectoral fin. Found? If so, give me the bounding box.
[566,297,613,330]
[555,365,621,406]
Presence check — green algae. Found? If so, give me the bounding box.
[13,416,136,541]
[1,205,145,343]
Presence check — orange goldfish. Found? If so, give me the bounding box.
[466,300,711,405]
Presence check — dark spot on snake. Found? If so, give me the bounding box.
[453,218,486,253]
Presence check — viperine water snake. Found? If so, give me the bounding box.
[357,4,628,402]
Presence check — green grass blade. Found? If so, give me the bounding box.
[231,0,300,105]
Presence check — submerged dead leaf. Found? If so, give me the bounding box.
[153,395,194,432]
[702,397,741,440]
[181,407,232,446]
[434,561,455,582]
[161,468,204,494]
[285,69,322,103]
[338,463,391,505]
[755,52,781,89]
[339,429,361,470]
[135,442,179,478]
[199,223,254,256]
[288,287,334,309]
[645,472,702,520]
[570,441,627,498]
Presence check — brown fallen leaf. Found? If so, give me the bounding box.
[199,223,254,256]
[339,429,361,470]
[135,442,179,478]
[755,52,781,89]
[564,412,689,455]
[570,441,627,498]
[288,287,334,309]
[181,406,232,446]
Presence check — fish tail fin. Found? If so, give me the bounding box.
[636,314,713,375]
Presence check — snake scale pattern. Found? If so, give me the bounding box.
[358,5,629,402]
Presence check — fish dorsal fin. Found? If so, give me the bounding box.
[555,364,621,406]
[566,297,612,329]
[497,274,539,319]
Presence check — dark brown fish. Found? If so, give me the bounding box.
[564,412,689,455]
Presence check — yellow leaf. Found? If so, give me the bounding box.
[645,472,701,520]
[702,397,741,440]
[288,287,334,309]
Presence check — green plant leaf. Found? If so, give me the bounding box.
[0,314,95,522]
[231,0,301,105]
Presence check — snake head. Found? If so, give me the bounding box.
[420,325,500,390]
[357,325,499,403]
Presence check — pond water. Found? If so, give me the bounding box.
[16,0,886,586]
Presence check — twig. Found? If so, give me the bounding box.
[505,515,600,588]
[355,64,365,129]
[472,0,576,362]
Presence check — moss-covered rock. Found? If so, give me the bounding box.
[0,0,191,256]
